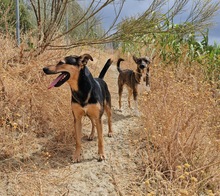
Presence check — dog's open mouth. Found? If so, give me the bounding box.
[48,72,70,89]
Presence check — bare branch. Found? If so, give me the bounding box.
[27,0,220,54]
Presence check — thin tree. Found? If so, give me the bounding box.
[28,0,219,55]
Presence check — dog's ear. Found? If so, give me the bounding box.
[133,55,139,63]
[81,54,93,66]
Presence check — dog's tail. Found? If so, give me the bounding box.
[117,58,124,73]
[98,59,113,79]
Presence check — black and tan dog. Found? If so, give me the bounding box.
[43,54,113,162]
[117,55,151,116]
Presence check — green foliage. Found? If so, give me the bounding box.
[0,0,32,34]
[185,30,220,82]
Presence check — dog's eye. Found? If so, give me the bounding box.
[138,60,142,64]
[64,56,78,65]
[144,59,151,64]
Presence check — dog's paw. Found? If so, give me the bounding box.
[88,134,94,141]
[97,154,105,162]
[108,132,113,137]
[135,112,140,117]
[146,85,151,92]
[72,152,81,163]
[133,109,140,117]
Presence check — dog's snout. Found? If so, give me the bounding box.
[140,64,146,69]
[43,67,49,74]
[43,67,55,74]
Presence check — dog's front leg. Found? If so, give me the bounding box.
[72,104,84,163]
[133,89,140,116]
[95,118,105,161]
[146,67,150,92]
[73,117,82,163]
[128,88,132,108]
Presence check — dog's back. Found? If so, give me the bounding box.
[94,78,111,107]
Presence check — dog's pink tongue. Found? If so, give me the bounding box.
[48,74,64,89]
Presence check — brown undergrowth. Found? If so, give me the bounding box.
[138,60,220,195]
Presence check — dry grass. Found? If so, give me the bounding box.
[138,59,220,195]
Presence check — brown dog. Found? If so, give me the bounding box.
[43,54,113,162]
[117,55,151,116]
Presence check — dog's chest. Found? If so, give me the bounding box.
[72,103,101,118]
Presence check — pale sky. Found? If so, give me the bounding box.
[79,0,220,45]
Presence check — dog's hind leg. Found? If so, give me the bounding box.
[88,117,95,141]
[118,84,123,109]
[104,104,113,137]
